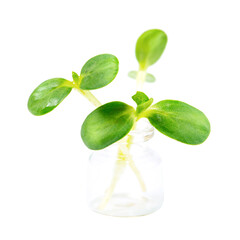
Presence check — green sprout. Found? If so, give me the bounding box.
[128,29,168,88]
[28,54,119,115]
[81,91,210,150]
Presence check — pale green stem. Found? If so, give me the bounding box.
[124,134,146,192]
[119,137,146,192]
[98,147,127,210]
[136,69,147,90]
[74,85,101,107]
[98,67,149,210]
[78,89,101,107]
[98,124,147,210]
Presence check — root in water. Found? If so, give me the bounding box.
[98,149,127,210]
[98,136,147,210]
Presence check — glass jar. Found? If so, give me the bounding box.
[87,119,164,217]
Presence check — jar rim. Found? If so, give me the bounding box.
[128,119,154,142]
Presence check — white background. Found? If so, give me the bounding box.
[1,0,240,239]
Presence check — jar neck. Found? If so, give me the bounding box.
[128,119,154,144]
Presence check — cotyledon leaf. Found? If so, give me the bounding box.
[79,54,119,90]
[28,78,73,116]
[132,91,149,105]
[145,100,210,145]
[81,102,136,150]
[136,29,168,70]
[128,71,156,83]
[72,71,80,85]
[132,91,153,115]
[136,98,153,115]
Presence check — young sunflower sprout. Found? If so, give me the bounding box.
[28,54,118,114]
[28,29,210,215]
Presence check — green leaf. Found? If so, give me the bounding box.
[146,100,210,145]
[132,91,149,105]
[128,71,156,82]
[28,78,73,116]
[145,73,156,83]
[136,29,168,70]
[136,98,153,115]
[132,91,153,117]
[132,91,153,115]
[128,71,138,80]
[72,71,80,85]
[79,54,119,90]
[81,102,136,150]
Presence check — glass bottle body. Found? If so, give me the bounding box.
[87,121,164,217]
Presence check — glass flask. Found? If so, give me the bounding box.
[87,119,164,217]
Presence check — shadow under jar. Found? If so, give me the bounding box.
[87,119,164,217]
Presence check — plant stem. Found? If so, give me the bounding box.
[120,129,146,192]
[128,157,146,191]
[98,147,127,210]
[125,134,146,192]
[98,128,147,210]
[98,68,149,210]
[74,84,101,107]
[136,69,147,90]
[79,89,101,107]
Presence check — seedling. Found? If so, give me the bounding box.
[128,29,167,88]
[80,90,210,209]
[81,90,210,150]
[28,54,119,114]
